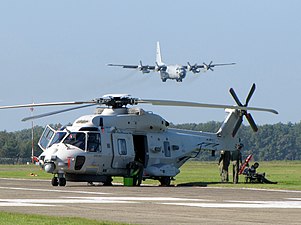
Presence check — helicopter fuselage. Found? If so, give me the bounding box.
[38,107,238,186]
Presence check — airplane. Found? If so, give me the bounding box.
[107,42,236,82]
[0,84,277,186]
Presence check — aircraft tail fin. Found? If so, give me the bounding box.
[156,41,164,65]
[217,109,242,138]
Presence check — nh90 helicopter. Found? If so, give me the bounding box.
[0,84,277,186]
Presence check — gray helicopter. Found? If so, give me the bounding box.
[0,84,277,186]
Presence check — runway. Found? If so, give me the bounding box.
[0,178,301,225]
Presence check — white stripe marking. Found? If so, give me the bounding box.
[0,186,109,195]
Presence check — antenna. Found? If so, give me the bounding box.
[30,100,34,164]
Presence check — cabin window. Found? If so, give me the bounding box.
[117,139,127,155]
[164,141,171,157]
[87,133,100,152]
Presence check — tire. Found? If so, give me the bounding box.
[159,176,171,186]
[51,177,59,186]
[59,178,66,186]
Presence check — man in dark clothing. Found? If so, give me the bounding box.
[218,151,231,182]
[231,143,243,184]
[243,162,277,184]
[127,161,144,186]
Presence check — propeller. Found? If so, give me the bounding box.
[229,83,259,136]
[137,60,150,73]
[187,62,200,73]
[0,90,278,122]
[203,61,214,71]
[155,62,167,72]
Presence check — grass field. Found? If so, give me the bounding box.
[173,160,301,190]
[0,160,300,190]
[0,211,130,225]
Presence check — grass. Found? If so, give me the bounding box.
[173,160,301,190]
[0,161,300,190]
[0,212,130,225]
[0,164,52,180]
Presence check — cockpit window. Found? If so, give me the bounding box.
[48,132,67,147]
[63,132,86,150]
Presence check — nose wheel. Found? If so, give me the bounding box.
[51,175,66,186]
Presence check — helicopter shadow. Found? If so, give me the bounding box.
[176,181,224,187]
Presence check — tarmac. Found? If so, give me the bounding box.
[1,178,301,225]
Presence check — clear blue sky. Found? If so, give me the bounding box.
[0,1,300,131]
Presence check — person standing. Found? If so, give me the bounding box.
[231,143,243,184]
[218,151,231,182]
[127,161,144,186]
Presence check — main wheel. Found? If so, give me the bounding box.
[103,176,113,186]
[51,177,59,186]
[159,176,171,186]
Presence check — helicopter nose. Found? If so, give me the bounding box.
[44,163,55,173]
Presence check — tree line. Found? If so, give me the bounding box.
[0,122,300,162]
[170,121,301,161]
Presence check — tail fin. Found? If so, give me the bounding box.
[217,109,242,138]
[156,41,164,65]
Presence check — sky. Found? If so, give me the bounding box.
[0,0,300,131]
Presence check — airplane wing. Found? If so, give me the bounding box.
[107,63,139,69]
[107,61,156,73]
[185,61,236,73]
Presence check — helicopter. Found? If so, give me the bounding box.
[0,83,277,186]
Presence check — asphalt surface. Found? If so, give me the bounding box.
[0,178,301,225]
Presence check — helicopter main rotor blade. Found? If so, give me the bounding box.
[22,104,96,122]
[137,99,278,114]
[0,101,95,110]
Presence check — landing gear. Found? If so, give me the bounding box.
[159,176,171,186]
[51,174,66,186]
[51,177,59,186]
[103,176,113,186]
[59,177,66,186]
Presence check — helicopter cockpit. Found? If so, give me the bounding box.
[63,131,100,152]
[39,125,101,152]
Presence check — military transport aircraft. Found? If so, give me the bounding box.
[108,42,236,82]
[0,84,277,186]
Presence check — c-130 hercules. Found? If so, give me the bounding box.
[108,42,235,82]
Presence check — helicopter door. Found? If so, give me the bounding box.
[133,135,148,167]
[38,125,56,151]
[111,133,135,169]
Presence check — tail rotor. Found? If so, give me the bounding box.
[230,83,258,137]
